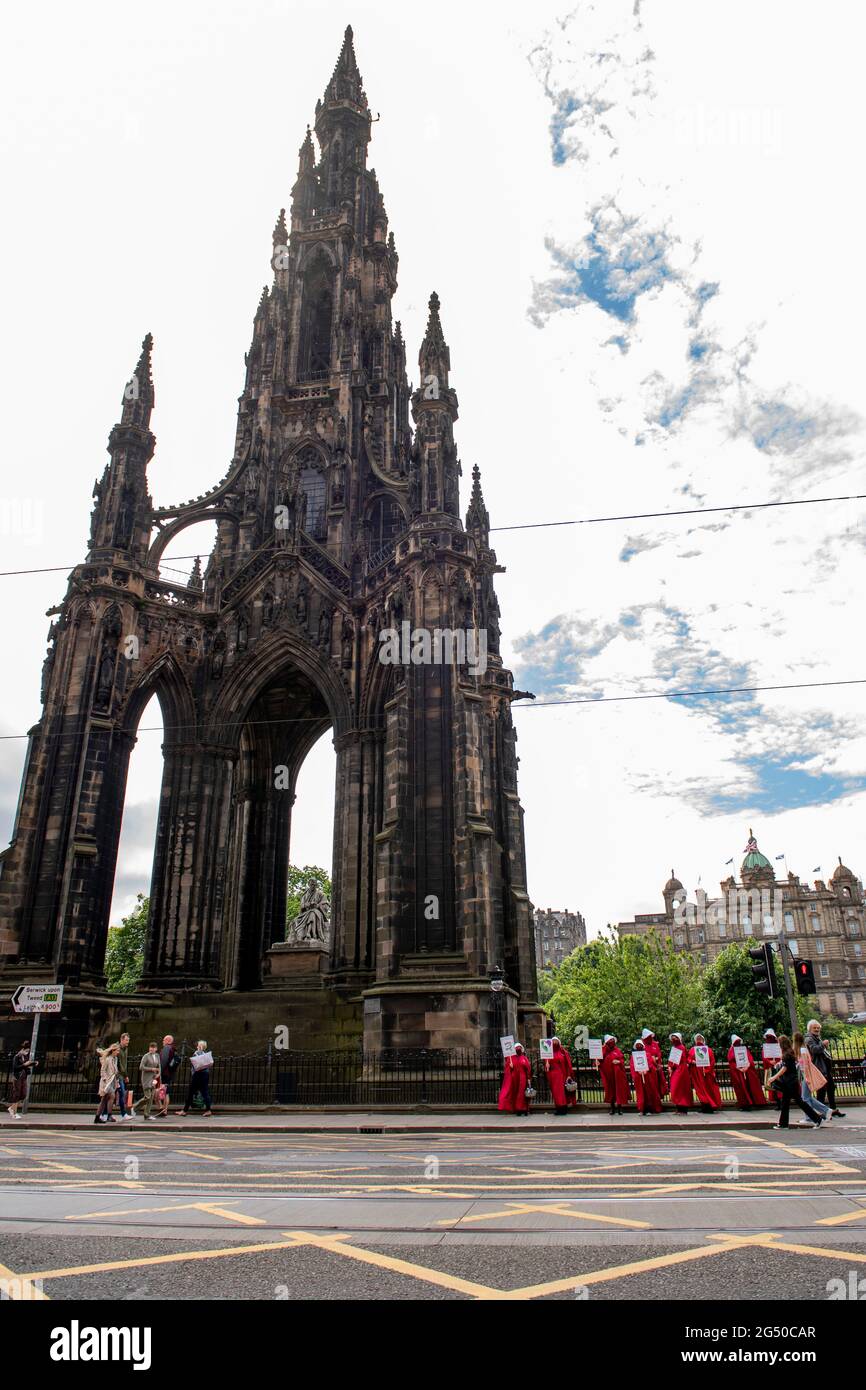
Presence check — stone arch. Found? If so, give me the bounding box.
[119,649,198,748]
[146,508,239,570]
[205,626,354,749]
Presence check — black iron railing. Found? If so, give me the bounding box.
[4,1043,865,1108]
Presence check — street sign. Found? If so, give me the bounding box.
[11,984,64,1014]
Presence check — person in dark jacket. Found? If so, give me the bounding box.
[768,1035,825,1129]
[805,1021,846,1117]
[176,1041,214,1117]
[158,1035,180,1114]
[7,1042,37,1118]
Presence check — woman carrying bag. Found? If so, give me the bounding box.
[497,1043,533,1115]
[768,1035,824,1129]
[793,1030,833,1124]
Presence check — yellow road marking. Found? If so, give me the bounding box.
[814,1206,866,1227]
[66,1200,266,1227]
[502,1233,776,1299]
[438,1201,651,1230]
[172,1150,223,1162]
[0,1257,50,1300]
[21,1236,315,1281]
[756,1237,866,1263]
[279,1231,503,1300]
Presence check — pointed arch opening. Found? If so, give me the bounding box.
[299,255,334,382]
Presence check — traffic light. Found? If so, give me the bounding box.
[749,942,776,997]
[794,959,816,996]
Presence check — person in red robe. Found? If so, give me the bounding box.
[667,1031,694,1113]
[497,1044,533,1115]
[688,1033,722,1112]
[642,1028,669,1097]
[727,1034,767,1109]
[599,1034,629,1115]
[546,1037,578,1114]
[630,1039,662,1114]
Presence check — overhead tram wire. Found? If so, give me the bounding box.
[0,676,863,743]
[0,489,864,578]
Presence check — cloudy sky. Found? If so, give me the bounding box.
[1,0,863,934]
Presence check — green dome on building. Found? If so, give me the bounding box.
[741,828,773,877]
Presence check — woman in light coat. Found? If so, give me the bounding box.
[95,1043,120,1124]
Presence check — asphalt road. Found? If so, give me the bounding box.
[2,1125,866,1300]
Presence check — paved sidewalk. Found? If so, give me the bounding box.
[6,1104,865,1135]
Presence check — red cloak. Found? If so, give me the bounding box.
[645,1038,669,1096]
[667,1040,693,1109]
[498,1053,532,1113]
[727,1045,766,1107]
[630,1047,663,1113]
[599,1041,630,1106]
[547,1044,578,1108]
[688,1045,722,1109]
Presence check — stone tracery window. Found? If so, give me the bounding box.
[367,494,404,552]
[299,258,333,380]
[297,453,327,540]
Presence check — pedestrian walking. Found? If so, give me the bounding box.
[95,1043,120,1123]
[630,1038,663,1115]
[642,1028,669,1098]
[727,1034,767,1110]
[793,1031,833,1123]
[158,1034,180,1115]
[667,1032,694,1113]
[768,1035,824,1129]
[688,1034,722,1112]
[762,1029,783,1108]
[497,1043,533,1115]
[545,1038,578,1114]
[805,1020,846,1117]
[136,1042,161,1119]
[599,1035,629,1115]
[113,1032,131,1121]
[176,1041,215,1116]
[6,1042,38,1119]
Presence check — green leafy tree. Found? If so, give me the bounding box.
[285,864,331,934]
[697,942,796,1050]
[105,894,148,993]
[696,942,846,1051]
[544,930,703,1049]
[536,970,556,1007]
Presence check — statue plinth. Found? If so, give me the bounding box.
[264,940,329,986]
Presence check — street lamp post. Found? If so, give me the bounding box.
[489,966,505,1051]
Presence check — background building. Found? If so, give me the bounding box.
[617,834,866,1019]
[534,907,587,970]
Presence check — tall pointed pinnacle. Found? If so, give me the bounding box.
[419,291,451,387]
[465,464,489,538]
[272,207,287,247]
[120,333,155,429]
[321,24,368,111]
[297,125,315,174]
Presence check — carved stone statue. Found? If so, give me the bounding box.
[294,580,308,627]
[210,631,226,679]
[341,615,353,667]
[291,880,330,944]
[317,604,332,649]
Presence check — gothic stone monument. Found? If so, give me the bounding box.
[0,27,543,1052]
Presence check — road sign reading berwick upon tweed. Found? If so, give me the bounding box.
[11,984,64,1014]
